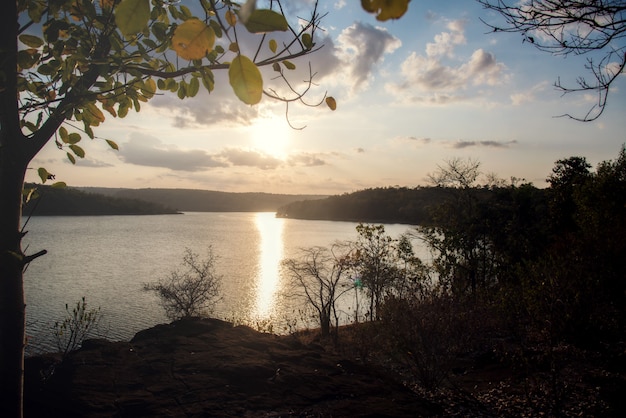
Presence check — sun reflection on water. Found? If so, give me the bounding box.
[254,212,284,318]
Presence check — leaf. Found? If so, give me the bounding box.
[269,39,277,53]
[67,152,76,164]
[51,182,67,188]
[282,60,296,70]
[361,0,410,21]
[326,96,337,111]
[302,33,313,50]
[272,62,281,72]
[225,10,237,26]
[85,103,105,125]
[69,144,85,158]
[67,133,81,144]
[229,55,263,105]
[243,9,288,33]
[115,0,151,36]
[229,42,239,53]
[19,34,44,48]
[37,167,52,183]
[171,19,216,60]
[106,140,119,150]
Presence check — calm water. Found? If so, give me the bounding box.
[22,212,418,355]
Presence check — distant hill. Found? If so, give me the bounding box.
[23,184,178,216]
[78,187,327,213]
[276,187,451,225]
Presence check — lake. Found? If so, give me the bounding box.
[22,212,420,355]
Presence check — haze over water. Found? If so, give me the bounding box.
[23,212,418,355]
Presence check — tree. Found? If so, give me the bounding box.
[282,245,351,339]
[419,158,498,296]
[1,1,328,415]
[478,0,626,121]
[143,248,222,321]
[349,224,399,321]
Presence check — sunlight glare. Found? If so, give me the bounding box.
[251,118,290,160]
[254,212,284,318]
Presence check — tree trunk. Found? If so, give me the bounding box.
[0,149,29,418]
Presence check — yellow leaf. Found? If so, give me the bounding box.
[229,55,263,105]
[326,96,337,111]
[171,19,216,61]
[269,39,277,53]
[225,10,237,26]
[282,60,296,70]
[229,42,239,53]
[361,0,410,21]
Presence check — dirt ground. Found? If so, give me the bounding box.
[24,318,626,417]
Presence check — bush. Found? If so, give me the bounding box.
[143,248,222,321]
[52,297,102,357]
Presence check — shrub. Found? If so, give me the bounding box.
[143,248,222,321]
[52,297,102,357]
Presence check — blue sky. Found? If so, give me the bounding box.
[28,0,626,194]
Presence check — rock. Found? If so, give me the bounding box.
[25,318,441,417]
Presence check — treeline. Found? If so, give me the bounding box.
[82,187,327,213]
[282,147,626,411]
[22,184,178,216]
[276,186,504,225]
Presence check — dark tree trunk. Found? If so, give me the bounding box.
[0,148,29,418]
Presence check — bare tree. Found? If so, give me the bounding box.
[144,248,222,321]
[478,0,626,121]
[282,245,351,338]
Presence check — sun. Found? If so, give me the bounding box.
[250,118,290,160]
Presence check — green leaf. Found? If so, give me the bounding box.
[115,0,151,37]
[51,182,67,189]
[302,33,313,49]
[68,133,81,144]
[19,34,44,48]
[37,167,51,183]
[69,144,85,158]
[106,140,119,151]
[243,9,289,33]
[229,55,263,105]
[282,60,296,70]
[187,77,200,97]
[269,39,277,53]
[67,152,76,164]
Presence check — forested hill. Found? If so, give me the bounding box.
[276,187,453,225]
[79,187,327,213]
[23,184,178,216]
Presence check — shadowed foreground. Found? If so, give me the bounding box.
[24,318,440,417]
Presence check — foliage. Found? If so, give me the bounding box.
[21,183,177,215]
[144,248,222,321]
[52,297,102,358]
[276,186,451,224]
[477,0,626,121]
[2,2,329,414]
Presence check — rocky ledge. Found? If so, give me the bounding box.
[24,318,440,417]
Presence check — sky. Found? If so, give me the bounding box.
[27,0,626,195]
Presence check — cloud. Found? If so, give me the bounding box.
[321,22,401,92]
[218,148,282,170]
[150,92,260,128]
[387,19,507,103]
[287,152,328,167]
[511,81,549,105]
[71,158,115,168]
[450,140,518,149]
[119,134,227,171]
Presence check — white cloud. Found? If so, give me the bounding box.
[119,134,227,171]
[320,22,401,93]
[387,19,508,104]
[510,81,549,105]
